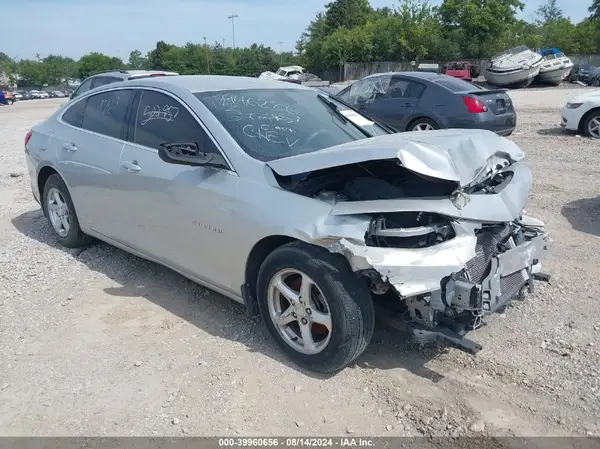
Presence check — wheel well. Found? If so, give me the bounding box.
[579,107,600,134]
[406,116,437,131]
[243,235,297,316]
[37,166,58,199]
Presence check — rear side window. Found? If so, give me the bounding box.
[434,77,478,92]
[92,76,121,89]
[62,98,87,127]
[81,89,134,139]
[132,89,217,153]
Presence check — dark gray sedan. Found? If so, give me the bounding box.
[334,72,517,136]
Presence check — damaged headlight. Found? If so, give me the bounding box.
[365,212,456,249]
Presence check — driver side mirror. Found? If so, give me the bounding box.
[158,141,229,169]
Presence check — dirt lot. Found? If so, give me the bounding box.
[0,91,599,439]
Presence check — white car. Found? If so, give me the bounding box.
[561,90,600,138]
[37,91,50,99]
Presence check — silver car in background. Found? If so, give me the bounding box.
[24,75,550,373]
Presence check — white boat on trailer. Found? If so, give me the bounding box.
[534,48,574,86]
[484,46,544,88]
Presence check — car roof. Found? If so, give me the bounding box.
[107,74,310,93]
[88,69,178,78]
[363,71,443,81]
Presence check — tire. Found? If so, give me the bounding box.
[41,174,94,248]
[582,110,600,139]
[6,99,13,105]
[408,118,438,132]
[256,241,375,373]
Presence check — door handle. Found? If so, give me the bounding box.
[122,160,141,173]
[62,142,78,152]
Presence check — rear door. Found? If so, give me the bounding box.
[55,88,135,237]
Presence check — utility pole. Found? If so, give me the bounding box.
[222,38,225,48]
[278,41,284,65]
[228,14,239,49]
[203,36,210,75]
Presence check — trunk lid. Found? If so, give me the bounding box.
[468,89,514,115]
[266,129,524,188]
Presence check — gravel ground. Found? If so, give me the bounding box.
[0,91,599,440]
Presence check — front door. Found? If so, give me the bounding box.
[116,88,239,293]
[367,77,426,131]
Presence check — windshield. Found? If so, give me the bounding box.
[195,88,390,162]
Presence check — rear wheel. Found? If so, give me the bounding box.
[42,174,94,248]
[6,99,13,105]
[408,118,438,131]
[582,110,600,139]
[257,241,374,373]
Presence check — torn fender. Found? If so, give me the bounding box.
[329,223,478,297]
[329,221,550,299]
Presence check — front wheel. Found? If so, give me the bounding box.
[257,241,375,373]
[582,111,600,139]
[6,99,13,105]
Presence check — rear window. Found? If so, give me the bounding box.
[434,77,478,93]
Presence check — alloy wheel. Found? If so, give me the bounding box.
[413,123,435,131]
[47,187,71,237]
[266,268,332,355]
[588,115,600,139]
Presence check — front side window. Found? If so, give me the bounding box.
[133,90,217,153]
[81,89,133,139]
[195,88,389,162]
[338,76,391,104]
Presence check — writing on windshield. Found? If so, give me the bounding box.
[196,89,368,161]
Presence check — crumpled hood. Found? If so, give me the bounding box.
[266,129,525,187]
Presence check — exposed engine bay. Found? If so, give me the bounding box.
[272,155,551,354]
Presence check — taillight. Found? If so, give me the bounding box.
[150,73,167,77]
[462,96,488,113]
[24,130,32,147]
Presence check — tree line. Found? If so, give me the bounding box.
[1,0,599,88]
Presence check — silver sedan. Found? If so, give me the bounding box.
[24,75,551,373]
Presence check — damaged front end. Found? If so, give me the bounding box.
[334,215,550,354]
[268,130,552,354]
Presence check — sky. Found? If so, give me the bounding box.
[0,0,593,61]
